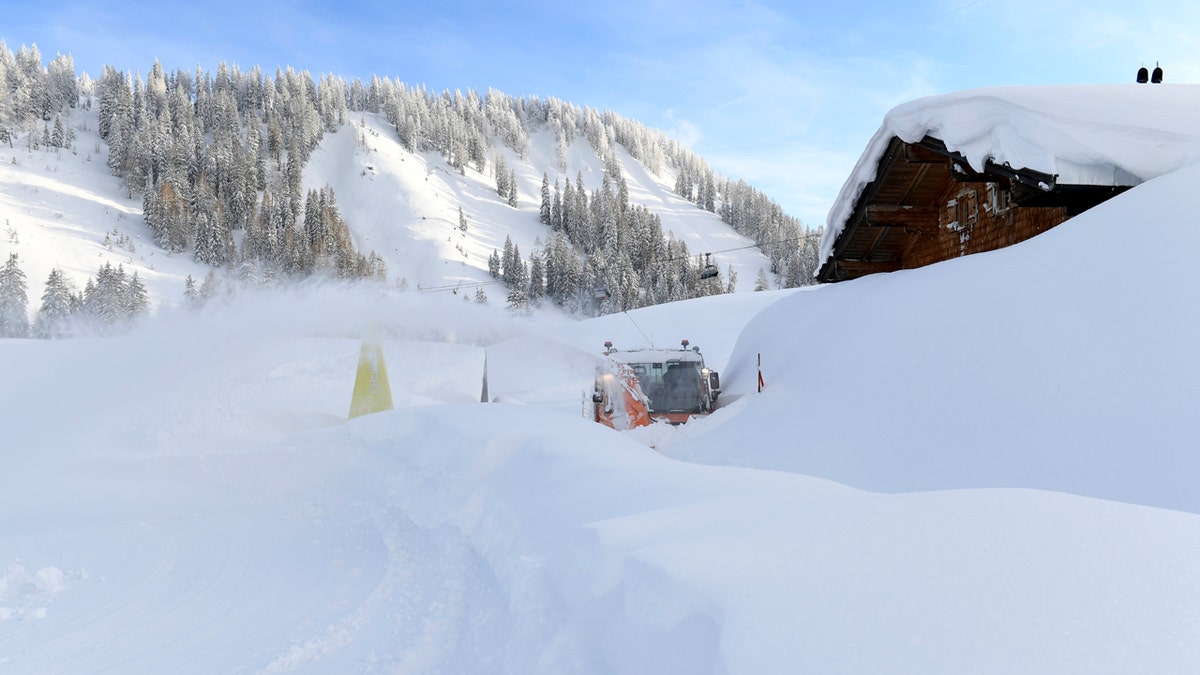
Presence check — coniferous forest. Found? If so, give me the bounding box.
[0,41,822,337]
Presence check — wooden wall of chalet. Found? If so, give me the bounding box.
[901,180,1069,270]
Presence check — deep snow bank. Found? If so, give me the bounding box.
[5,270,1200,672]
[339,403,1200,673]
[691,159,1200,512]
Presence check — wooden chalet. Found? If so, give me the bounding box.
[816,135,1130,283]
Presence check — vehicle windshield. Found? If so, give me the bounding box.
[630,361,703,414]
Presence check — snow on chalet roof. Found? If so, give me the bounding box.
[820,84,1200,266]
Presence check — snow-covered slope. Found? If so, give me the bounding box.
[0,103,774,316]
[304,114,773,296]
[5,88,1200,673]
[0,106,212,307]
[693,159,1200,513]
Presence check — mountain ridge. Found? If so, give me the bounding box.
[0,49,819,327]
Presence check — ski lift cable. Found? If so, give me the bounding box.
[623,310,654,347]
[417,278,507,293]
[660,231,823,265]
[418,233,824,292]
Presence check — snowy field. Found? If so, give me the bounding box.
[6,211,1200,672]
[5,86,1200,673]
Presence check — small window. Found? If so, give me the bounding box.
[989,184,1011,213]
[956,190,977,226]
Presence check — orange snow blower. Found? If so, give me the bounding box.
[592,339,721,428]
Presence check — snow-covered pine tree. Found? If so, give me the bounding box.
[506,286,529,313]
[183,274,201,308]
[494,153,509,198]
[560,178,574,235]
[192,175,232,266]
[503,243,524,288]
[50,114,64,148]
[528,249,545,306]
[145,179,190,252]
[501,235,514,279]
[488,249,501,279]
[198,269,220,303]
[366,251,388,280]
[551,180,563,231]
[0,252,30,337]
[539,173,551,225]
[245,113,266,191]
[33,267,75,338]
[80,262,126,328]
[303,188,324,250]
[125,271,149,321]
[754,268,770,291]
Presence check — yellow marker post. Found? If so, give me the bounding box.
[349,332,394,419]
[480,351,489,403]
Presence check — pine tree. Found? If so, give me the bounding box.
[81,262,126,328]
[0,252,30,337]
[507,168,518,207]
[33,267,75,338]
[494,153,508,198]
[539,173,551,225]
[506,245,527,289]
[528,250,545,305]
[50,114,64,148]
[501,235,514,280]
[126,271,149,321]
[303,188,324,249]
[183,274,201,308]
[506,285,529,312]
[488,249,501,279]
[199,269,220,303]
[145,179,191,253]
[366,251,388,280]
[754,268,770,292]
[544,231,580,310]
[192,176,232,266]
[551,180,563,231]
[560,179,574,235]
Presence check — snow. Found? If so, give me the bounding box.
[821,83,1200,265]
[5,89,1200,673]
[1,104,773,323]
[0,112,212,310]
[606,346,704,364]
[307,115,773,298]
[684,160,1200,515]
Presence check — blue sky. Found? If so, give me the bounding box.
[5,0,1199,227]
